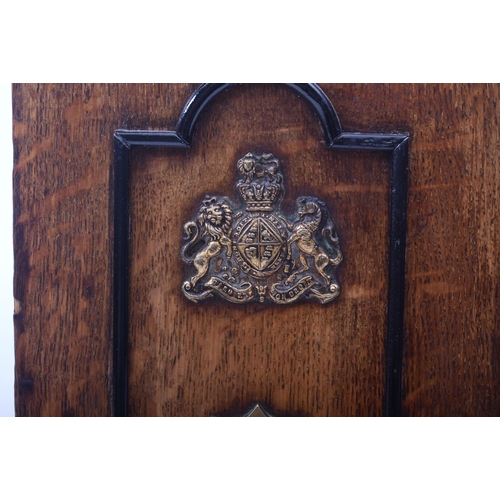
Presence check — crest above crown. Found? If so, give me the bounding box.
[236,152,284,211]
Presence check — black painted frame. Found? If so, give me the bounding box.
[113,83,409,417]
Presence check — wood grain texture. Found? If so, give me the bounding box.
[401,84,500,416]
[13,84,199,416]
[318,84,500,416]
[128,85,391,416]
[13,83,500,416]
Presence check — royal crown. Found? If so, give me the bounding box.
[236,152,284,211]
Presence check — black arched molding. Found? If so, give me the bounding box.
[113,83,409,417]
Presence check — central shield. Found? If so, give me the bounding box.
[234,213,287,276]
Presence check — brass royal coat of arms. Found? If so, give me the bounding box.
[181,153,343,305]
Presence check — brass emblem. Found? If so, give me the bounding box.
[181,153,342,304]
[243,403,271,417]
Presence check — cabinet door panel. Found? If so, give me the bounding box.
[127,85,392,416]
[14,83,500,416]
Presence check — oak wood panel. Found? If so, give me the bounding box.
[13,83,199,416]
[402,84,500,416]
[128,84,391,416]
[13,83,500,416]
[320,84,500,416]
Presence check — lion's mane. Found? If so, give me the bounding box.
[197,196,233,241]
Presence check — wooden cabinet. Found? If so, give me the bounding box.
[13,83,500,416]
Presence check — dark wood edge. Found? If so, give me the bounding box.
[386,138,409,417]
[330,135,409,417]
[117,83,343,148]
[112,137,130,417]
[112,84,410,417]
